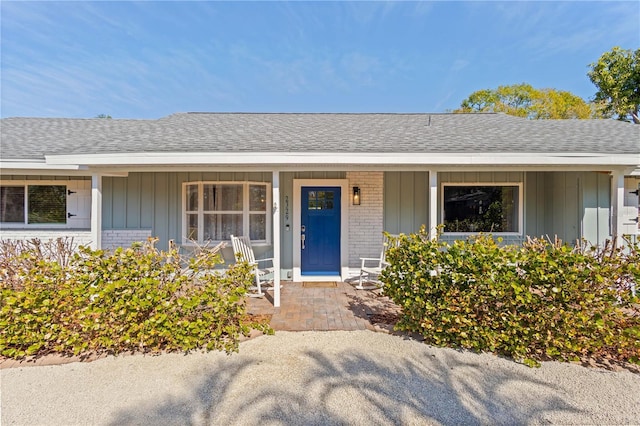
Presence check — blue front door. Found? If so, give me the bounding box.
[301,187,341,275]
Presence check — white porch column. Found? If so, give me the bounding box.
[91,174,102,250]
[272,171,281,308]
[429,170,438,240]
[611,170,625,240]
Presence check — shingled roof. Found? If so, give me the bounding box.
[1,112,639,161]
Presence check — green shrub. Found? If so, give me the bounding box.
[0,238,269,359]
[382,229,640,367]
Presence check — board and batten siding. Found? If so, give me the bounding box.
[383,171,611,247]
[525,172,611,246]
[105,171,345,271]
[102,172,272,258]
[586,173,614,243]
[383,171,429,235]
[383,171,523,242]
[101,170,614,263]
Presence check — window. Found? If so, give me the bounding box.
[1,184,67,225]
[183,182,270,244]
[442,184,521,233]
[307,190,335,210]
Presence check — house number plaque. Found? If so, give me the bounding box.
[285,195,289,221]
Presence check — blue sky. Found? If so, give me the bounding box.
[1,1,638,119]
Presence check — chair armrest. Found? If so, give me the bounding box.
[255,257,274,266]
[360,257,380,267]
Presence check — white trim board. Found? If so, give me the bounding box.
[4,163,637,176]
[42,152,640,167]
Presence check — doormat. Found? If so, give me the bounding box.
[302,281,338,288]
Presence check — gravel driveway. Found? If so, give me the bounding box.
[2,330,639,425]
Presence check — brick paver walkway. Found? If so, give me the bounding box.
[247,280,400,331]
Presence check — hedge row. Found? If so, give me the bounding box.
[381,230,640,367]
[0,238,270,359]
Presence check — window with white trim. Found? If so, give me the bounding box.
[0,180,91,228]
[442,184,521,233]
[183,182,270,244]
[1,184,67,224]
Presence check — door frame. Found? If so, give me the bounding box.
[293,179,349,282]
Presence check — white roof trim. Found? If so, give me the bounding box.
[0,161,83,170]
[43,152,640,167]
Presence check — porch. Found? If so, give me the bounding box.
[246,281,400,332]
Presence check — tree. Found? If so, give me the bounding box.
[95,114,112,119]
[588,46,640,124]
[454,83,596,119]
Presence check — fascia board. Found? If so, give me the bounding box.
[45,152,640,167]
[59,165,633,174]
[0,162,128,177]
[0,161,83,170]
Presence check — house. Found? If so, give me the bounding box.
[1,112,639,307]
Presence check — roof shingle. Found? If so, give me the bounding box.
[1,112,638,161]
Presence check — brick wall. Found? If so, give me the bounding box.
[102,229,153,250]
[0,229,154,250]
[347,171,384,267]
[0,230,94,247]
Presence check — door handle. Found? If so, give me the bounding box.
[301,234,306,250]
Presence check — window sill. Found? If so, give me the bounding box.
[0,224,82,229]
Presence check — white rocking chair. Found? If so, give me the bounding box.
[230,235,274,298]
[357,234,398,290]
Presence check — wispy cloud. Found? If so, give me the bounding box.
[228,38,398,96]
[2,38,242,117]
[0,1,56,27]
[346,1,396,25]
[1,1,637,117]
[492,1,639,59]
[411,1,434,17]
[450,59,469,72]
[524,28,609,59]
[340,52,381,86]
[432,90,455,112]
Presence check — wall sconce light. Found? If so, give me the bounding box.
[353,186,361,205]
